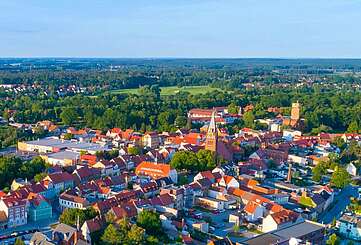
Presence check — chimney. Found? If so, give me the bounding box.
[287,163,292,183]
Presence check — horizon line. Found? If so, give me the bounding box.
[1,56,361,60]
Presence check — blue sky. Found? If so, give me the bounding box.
[0,0,360,58]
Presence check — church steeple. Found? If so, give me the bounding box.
[205,111,218,152]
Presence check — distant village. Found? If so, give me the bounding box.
[0,102,361,244]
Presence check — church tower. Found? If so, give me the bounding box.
[291,101,301,121]
[205,111,218,152]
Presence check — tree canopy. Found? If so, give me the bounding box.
[170,149,216,172]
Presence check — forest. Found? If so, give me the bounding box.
[1,59,361,146]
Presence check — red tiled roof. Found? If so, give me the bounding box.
[1,197,27,208]
[244,201,259,214]
[111,202,137,219]
[47,172,74,184]
[271,210,299,225]
[200,170,215,181]
[0,191,6,198]
[149,193,174,206]
[85,217,105,233]
[135,161,173,179]
[60,191,88,205]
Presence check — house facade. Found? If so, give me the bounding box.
[338,214,361,241]
[28,195,53,222]
[0,198,27,228]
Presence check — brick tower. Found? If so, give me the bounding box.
[291,101,300,121]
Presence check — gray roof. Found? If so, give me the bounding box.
[243,220,325,245]
[273,220,325,239]
[25,137,109,152]
[48,151,80,160]
[242,233,284,245]
[30,232,55,245]
[53,223,77,235]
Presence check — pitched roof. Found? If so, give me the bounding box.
[149,193,174,206]
[28,194,49,207]
[244,201,259,214]
[47,172,74,184]
[93,197,119,214]
[271,210,299,225]
[111,202,137,219]
[0,211,7,223]
[84,216,105,233]
[73,166,101,179]
[199,170,215,181]
[1,197,27,207]
[135,161,173,179]
[60,191,88,205]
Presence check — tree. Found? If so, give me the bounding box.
[136,210,162,236]
[59,208,97,227]
[128,146,141,156]
[63,133,73,140]
[331,217,337,227]
[227,103,239,114]
[332,136,346,151]
[108,149,119,159]
[127,224,145,244]
[312,162,327,182]
[60,107,79,125]
[34,172,47,182]
[170,151,198,172]
[232,224,239,233]
[170,150,216,172]
[243,111,255,128]
[0,156,48,189]
[331,166,351,189]
[146,236,159,245]
[196,149,216,170]
[347,121,360,133]
[326,234,340,245]
[101,224,122,245]
[158,111,174,131]
[14,238,25,245]
[175,115,187,128]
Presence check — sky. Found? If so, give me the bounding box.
[0,0,361,58]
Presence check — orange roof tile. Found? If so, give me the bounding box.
[135,161,172,179]
[244,201,259,214]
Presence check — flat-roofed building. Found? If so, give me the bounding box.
[18,137,109,154]
[242,220,325,245]
[43,151,80,167]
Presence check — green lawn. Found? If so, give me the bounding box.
[109,85,219,96]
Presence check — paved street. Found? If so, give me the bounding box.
[318,185,358,224]
[0,214,59,237]
[0,147,16,156]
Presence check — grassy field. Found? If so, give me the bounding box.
[110,85,219,96]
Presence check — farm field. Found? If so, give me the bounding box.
[109,85,220,96]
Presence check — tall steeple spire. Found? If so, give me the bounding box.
[205,110,218,152]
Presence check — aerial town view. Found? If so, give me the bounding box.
[1,1,361,245]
